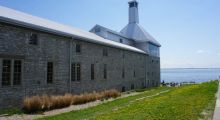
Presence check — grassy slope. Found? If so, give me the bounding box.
[39,81,218,120]
[0,108,23,116]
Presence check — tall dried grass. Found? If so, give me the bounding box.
[23,89,120,113]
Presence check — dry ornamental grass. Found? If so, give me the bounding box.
[23,89,121,113]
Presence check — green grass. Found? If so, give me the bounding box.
[0,108,23,116]
[39,81,218,120]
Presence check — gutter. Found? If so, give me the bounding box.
[0,17,146,55]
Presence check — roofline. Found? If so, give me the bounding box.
[0,16,147,54]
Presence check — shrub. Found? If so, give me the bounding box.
[41,94,51,110]
[23,95,42,113]
[102,89,121,99]
[23,89,120,113]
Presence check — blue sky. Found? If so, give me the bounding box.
[0,0,220,68]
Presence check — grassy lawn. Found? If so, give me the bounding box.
[39,81,218,120]
[0,108,23,116]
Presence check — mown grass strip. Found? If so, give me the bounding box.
[0,108,23,116]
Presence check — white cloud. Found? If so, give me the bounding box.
[196,50,204,54]
[196,49,210,54]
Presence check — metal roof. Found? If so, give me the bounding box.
[0,6,146,54]
[90,24,133,40]
[120,23,161,47]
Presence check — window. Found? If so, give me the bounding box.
[13,60,22,85]
[131,84,134,90]
[47,62,53,84]
[29,33,38,45]
[71,63,76,81]
[91,64,95,80]
[134,70,136,77]
[122,67,125,78]
[76,63,81,81]
[2,59,22,86]
[129,2,138,8]
[149,43,160,57]
[104,64,107,79]
[129,2,134,7]
[2,60,11,86]
[119,39,123,43]
[103,48,108,56]
[142,82,145,88]
[122,86,125,92]
[71,63,81,81]
[76,44,81,53]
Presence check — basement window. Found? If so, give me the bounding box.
[122,86,125,92]
[131,84,134,90]
[29,33,38,45]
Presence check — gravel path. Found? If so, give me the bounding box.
[0,91,140,120]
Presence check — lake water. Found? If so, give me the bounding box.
[161,68,220,83]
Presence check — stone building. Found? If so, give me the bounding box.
[0,0,160,109]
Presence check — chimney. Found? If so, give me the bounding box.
[128,0,139,24]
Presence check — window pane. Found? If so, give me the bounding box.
[47,62,53,83]
[2,60,11,86]
[149,43,160,57]
[122,68,125,78]
[76,44,81,53]
[76,63,81,81]
[103,48,108,56]
[134,70,136,77]
[71,63,76,81]
[131,84,134,90]
[129,2,134,7]
[29,34,38,45]
[13,60,22,85]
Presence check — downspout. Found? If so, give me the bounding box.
[69,37,72,93]
[145,55,147,88]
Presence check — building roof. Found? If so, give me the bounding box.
[0,6,146,54]
[90,24,133,40]
[120,23,161,47]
